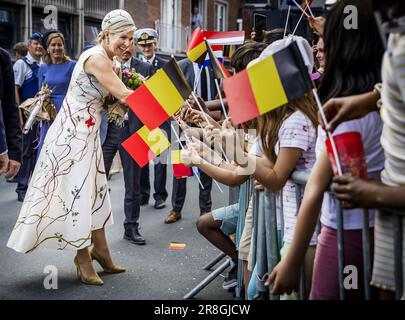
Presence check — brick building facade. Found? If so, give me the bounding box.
[0,0,243,59]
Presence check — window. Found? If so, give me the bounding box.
[191,0,206,30]
[214,1,227,31]
[84,21,100,47]
[160,0,181,52]
[0,8,18,54]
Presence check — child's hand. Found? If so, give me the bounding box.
[190,137,223,165]
[188,109,205,126]
[181,148,202,167]
[266,259,301,296]
[333,174,381,209]
[220,119,244,164]
[254,179,264,191]
[176,117,190,132]
[204,125,221,145]
[187,94,209,114]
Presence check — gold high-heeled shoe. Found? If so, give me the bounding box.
[90,248,126,274]
[73,256,104,285]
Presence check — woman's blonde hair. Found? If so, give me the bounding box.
[43,32,70,65]
[257,93,318,163]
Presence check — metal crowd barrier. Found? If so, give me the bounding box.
[183,181,252,300]
[248,170,404,300]
[184,170,404,300]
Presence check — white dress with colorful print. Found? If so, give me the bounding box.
[7,46,113,253]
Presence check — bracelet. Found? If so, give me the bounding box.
[374,83,383,110]
[373,83,382,97]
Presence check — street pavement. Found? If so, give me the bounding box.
[0,165,233,300]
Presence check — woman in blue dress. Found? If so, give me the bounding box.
[37,30,76,153]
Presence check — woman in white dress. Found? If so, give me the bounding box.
[7,10,136,285]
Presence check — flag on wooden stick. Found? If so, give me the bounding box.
[223,41,313,125]
[126,58,191,130]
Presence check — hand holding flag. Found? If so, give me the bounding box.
[223,40,313,125]
[125,58,191,130]
[122,125,171,168]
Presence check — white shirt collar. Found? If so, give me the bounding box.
[123,58,132,69]
[142,54,156,64]
[27,52,41,64]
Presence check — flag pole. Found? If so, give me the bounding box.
[183,132,224,193]
[292,0,310,18]
[185,99,231,164]
[305,0,315,19]
[292,11,306,36]
[312,88,343,176]
[170,122,205,189]
[214,78,229,119]
[284,5,292,38]
[191,91,212,126]
[292,1,312,36]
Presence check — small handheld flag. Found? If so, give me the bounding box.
[126,58,191,131]
[223,41,313,125]
[186,27,208,65]
[171,149,202,178]
[203,30,245,46]
[122,125,171,168]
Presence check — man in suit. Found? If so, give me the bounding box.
[0,47,21,179]
[165,58,217,224]
[135,28,170,209]
[101,42,154,245]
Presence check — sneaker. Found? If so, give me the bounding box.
[154,199,166,209]
[222,261,238,290]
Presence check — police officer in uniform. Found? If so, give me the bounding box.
[135,28,170,209]
[13,32,43,201]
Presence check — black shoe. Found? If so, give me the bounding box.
[154,199,166,209]
[124,227,146,245]
[222,260,238,290]
[17,193,25,202]
[140,197,149,206]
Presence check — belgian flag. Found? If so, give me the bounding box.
[223,41,313,125]
[122,125,171,168]
[171,149,202,178]
[125,58,191,130]
[186,27,207,65]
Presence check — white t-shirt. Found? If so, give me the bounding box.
[316,111,385,230]
[250,111,318,245]
[380,33,405,186]
[13,52,41,87]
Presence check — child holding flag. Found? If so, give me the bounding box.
[266,0,385,299]
[181,41,267,292]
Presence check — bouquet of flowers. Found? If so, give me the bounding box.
[122,68,144,90]
[19,83,57,134]
[105,57,144,126]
